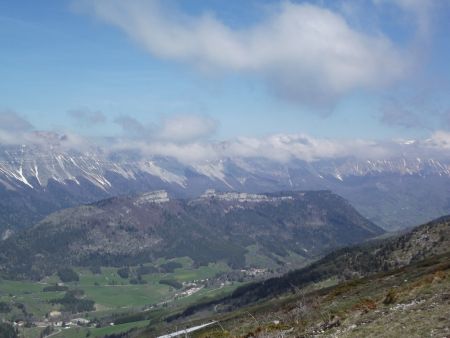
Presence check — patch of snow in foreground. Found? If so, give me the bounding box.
[157,321,217,338]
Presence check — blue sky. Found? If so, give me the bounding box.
[1,0,450,144]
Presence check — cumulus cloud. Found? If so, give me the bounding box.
[68,108,107,125]
[77,0,410,107]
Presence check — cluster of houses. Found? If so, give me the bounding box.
[12,312,91,330]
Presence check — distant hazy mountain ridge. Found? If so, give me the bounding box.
[2,145,450,192]
[1,143,450,231]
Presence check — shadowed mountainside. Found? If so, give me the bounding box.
[0,190,383,280]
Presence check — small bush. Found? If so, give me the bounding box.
[383,289,398,305]
[0,301,12,313]
[0,322,17,338]
[50,290,94,313]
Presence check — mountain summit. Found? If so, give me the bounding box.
[0,190,383,280]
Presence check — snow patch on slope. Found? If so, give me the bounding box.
[199,189,293,203]
[191,161,233,188]
[138,161,186,187]
[134,190,170,205]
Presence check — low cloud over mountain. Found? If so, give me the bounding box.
[1,110,450,164]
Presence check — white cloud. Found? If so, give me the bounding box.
[219,134,392,162]
[0,129,92,151]
[109,139,219,164]
[157,114,217,142]
[426,130,450,149]
[1,122,449,164]
[105,133,401,165]
[0,111,94,151]
[114,114,217,142]
[78,0,410,107]
[0,110,34,132]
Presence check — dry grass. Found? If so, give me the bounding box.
[189,253,450,338]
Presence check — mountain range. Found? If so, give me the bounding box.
[0,190,383,280]
[1,143,450,233]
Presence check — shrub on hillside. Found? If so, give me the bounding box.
[0,322,17,338]
[383,289,398,305]
[0,301,12,313]
[50,290,94,313]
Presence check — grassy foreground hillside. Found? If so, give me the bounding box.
[138,216,450,337]
[175,252,450,338]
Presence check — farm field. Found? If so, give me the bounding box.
[0,258,236,338]
[0,241,314,337]
[50,320,151,338]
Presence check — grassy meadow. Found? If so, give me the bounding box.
[0,257,234,338]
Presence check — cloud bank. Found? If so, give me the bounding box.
[1,111,449,165]
[114,114,218,142]
[77,0,413,107]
